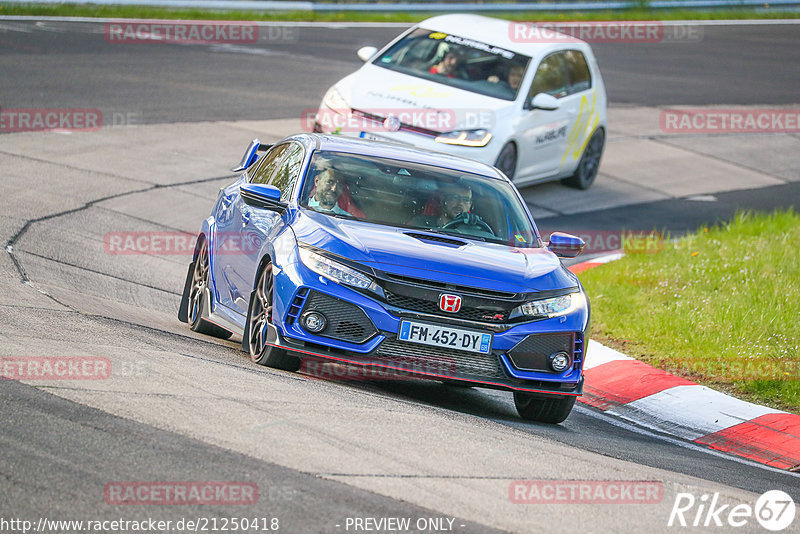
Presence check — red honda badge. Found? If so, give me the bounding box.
[439,294,462,313]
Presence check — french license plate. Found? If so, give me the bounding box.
[397,321,492,354]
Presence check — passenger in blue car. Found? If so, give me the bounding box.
[307,161,353,217]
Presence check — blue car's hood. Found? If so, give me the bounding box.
[292,211,576,293]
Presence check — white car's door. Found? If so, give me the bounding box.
[514,52,573,181]
[556,49,602,177]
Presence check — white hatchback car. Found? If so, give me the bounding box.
[314,14,608,189]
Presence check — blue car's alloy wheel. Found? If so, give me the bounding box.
[247,263,300,371]
[188,240,232,339]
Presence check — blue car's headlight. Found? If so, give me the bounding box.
[299,248,374,290]
[511,292,585,319]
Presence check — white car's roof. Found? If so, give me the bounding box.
[416,14,588,58]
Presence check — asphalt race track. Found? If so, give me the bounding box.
[1,21,800,122]
[1,19,799,534]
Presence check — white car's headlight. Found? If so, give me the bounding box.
[322,86,350,116]
[434,129,493,147]
[512,292,585,319]
[299,248,373,290]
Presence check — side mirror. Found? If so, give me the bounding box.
[357,46,378,62]
[530,93,560,111]
[240,183,287,214]
[547,232,585,258]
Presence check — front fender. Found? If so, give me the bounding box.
[241,223,299,352]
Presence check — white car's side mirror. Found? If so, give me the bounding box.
[530,93,560,111]
[357,46,378,62]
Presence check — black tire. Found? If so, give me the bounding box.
[494,142,517,180]
[513,392,576,424]
[246,263,300,371]
[562,129,604,190]
[187,240,233,339]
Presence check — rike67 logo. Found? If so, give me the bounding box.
[668,490,795,531]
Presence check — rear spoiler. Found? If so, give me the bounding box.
[231,138,273,173]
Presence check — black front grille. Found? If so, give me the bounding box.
[301,291,377,344]
[385,291,509,323]
[507,333,575,372]
[384,272,516,300]
[374,338,506,379]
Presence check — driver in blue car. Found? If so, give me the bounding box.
[411,180,493,235]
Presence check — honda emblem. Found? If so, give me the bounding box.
[439,294,462,313]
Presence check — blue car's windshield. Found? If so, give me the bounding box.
[372,28,530,101]
[299,151,539,248]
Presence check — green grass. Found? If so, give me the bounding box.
[1,4,799,22]
[580,210,800,413]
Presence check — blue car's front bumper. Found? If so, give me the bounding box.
[268,258,587,397]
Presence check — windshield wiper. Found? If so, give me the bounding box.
[327,212,358,220]
[306,207,358,220]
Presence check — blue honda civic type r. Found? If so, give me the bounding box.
[179,133,589,423]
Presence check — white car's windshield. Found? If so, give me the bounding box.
[300,150,540,248]
[373,28,531,101]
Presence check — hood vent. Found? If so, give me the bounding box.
[404,232,467,248]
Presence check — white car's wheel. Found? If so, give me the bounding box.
[494,142,517,180]
[563,129,604,190]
